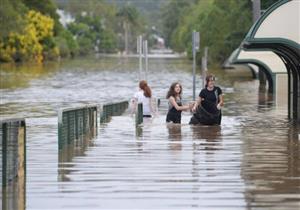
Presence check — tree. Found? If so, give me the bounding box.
[166,0,253,64]
[116,5,140,54]
[0,10,58,62]
[0,0,27,38]
[160,0,195,48]
[24,0,63,35]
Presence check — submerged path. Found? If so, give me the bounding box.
[1,57,299,210]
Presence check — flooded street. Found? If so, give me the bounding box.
[1,56,299,209]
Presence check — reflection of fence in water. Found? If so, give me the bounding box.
[1,118,26,210]
[100,101,129,123]
[58,105,98,150]
[58,134,94,182]
[58,105,98,182]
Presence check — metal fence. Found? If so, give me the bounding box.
[100,101,129,123]
[135,103,143,126]
[58,105,98,150]
[0,118,26,188]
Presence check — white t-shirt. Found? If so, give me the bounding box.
[133,90,151,115]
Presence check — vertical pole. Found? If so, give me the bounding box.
[202,47,208,89]
[124,22,129,55]
[204,47,208,61]
[192,31,196,101]
[143,40,148,81]
[192,31,200,101]
[252,0,261,23]
[201,57,205,89]
[137,36,143,81]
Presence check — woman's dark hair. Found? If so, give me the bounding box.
[205,74,215,88]
[166,82,182,99]
[139,80,152,98]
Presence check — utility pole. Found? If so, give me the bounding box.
[143,40,148,81]
[192,31,200,101]
[252,0,261,23]
[252,0,266,89]
[124,22,129,55]
[137,35,143,81]
[201,47,208,89]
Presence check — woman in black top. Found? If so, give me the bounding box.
[191,74,224,125]
[166,82,192,123]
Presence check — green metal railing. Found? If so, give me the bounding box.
[135,103,143,126]
[157,98,161,107]
[58,105,98,150]
[1,118,26,188]
[100,101,129,123]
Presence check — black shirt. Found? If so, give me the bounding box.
[166,98,182,123]
[199,86,222,113]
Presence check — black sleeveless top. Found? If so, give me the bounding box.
[199,86,222,114]
[166,98,182,124]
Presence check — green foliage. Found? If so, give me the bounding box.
[54,36,69,58]
[0,0,75,62]
[57,30,79,57]
[67,13,117,55]
[117,5,139,25]
[166,0,253,64]
[24,0,63,35]
[116,5,144,53]
[77,36,93,55]
[160,0,194,48]
[0,10,58,63]
[0,0,27,38]
[99,29,117,53]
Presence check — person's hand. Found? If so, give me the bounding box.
[217,103,222,110]
[192,105,197,113]
[188,102,194,110]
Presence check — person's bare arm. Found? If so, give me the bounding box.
[131,97,138,114]
[192,97,203,112]
[169,96,189,111]
[217,94,224,110]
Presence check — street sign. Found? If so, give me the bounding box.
[193,31,200,52]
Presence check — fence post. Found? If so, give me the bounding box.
[1,119,26,187]
[135,103,143,126]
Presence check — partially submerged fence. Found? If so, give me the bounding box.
[136,103,143,126]
[100,101,129,123]
[58,105,98,150]
[0,118,26,187]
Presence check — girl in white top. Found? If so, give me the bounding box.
[132,80,154,117]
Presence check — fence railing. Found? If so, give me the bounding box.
[100,101,129,123]
[135,103,143,126]
[58,105,98,150]
[0,118,26,188]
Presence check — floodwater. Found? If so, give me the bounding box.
[0,56,299,210]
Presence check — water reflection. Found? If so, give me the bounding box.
[241,119,300,209]
[135,117,154,151]
[258,85,274,111]
[191,125,221,142]
[167,123,182,151]
[0,62,60,89]
[58,136,95,182]
[2,179,25,210]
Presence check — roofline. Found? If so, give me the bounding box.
[246,0,290,39]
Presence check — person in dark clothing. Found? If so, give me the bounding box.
[166,82,193,124]
[190,74,224,125]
